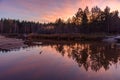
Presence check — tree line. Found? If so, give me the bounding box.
[0,6,120,34]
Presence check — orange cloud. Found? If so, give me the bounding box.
[0,0,120,23]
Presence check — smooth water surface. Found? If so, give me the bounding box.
[0,41,120,80]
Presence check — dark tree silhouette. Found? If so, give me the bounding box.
[0,6,120,34]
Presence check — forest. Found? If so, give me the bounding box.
[0,6,120,34]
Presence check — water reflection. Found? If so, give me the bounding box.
[0,41,120,73]
[0,44,40,53]
[1,41,120,80]
[41,41,120,72]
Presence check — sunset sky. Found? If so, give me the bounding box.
[0,0,120,23]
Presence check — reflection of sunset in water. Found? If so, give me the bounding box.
[0,42,120,80]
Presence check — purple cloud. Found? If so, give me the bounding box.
[0,0,120,22]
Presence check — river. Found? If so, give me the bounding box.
[0,41,120,80]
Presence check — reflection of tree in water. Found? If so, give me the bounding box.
[50,42,120,72]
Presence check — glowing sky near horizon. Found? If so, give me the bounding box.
[0,0,120,23]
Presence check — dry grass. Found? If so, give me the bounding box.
[27,33,106,41]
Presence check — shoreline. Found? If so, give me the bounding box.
[26,33,106,42]
[0,35,27,51]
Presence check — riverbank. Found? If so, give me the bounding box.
[26,33,106,41]
[0,35,27,50]
[0,33,119,51]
